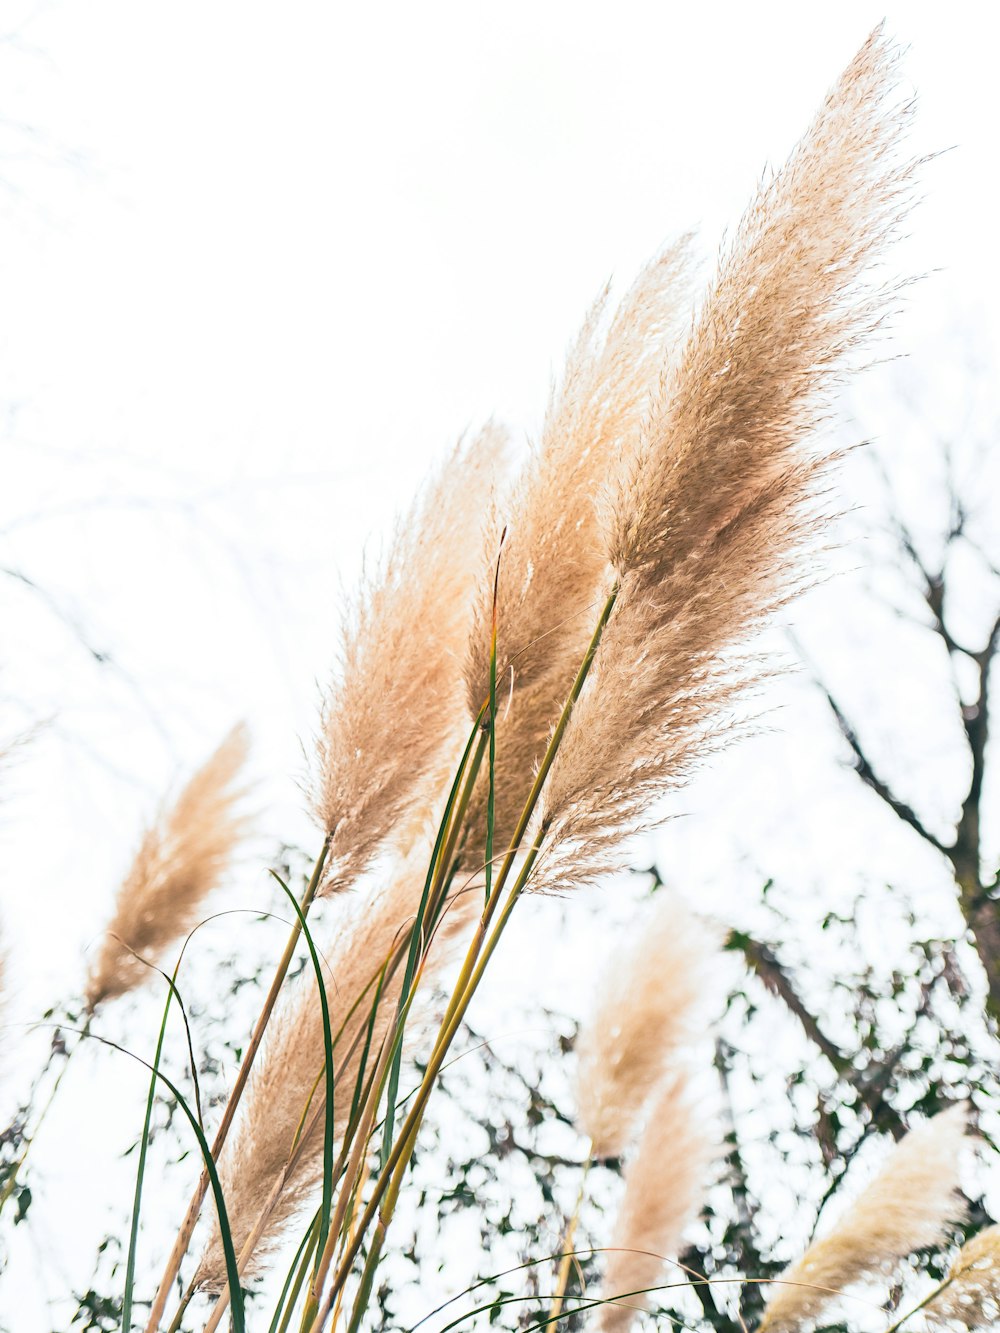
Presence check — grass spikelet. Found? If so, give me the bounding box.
[922,1224,1000,1330]
[598,1072,719,1332]
[314,425,508,888]
[536,28,917,890]
[574,894,720,1159]
[759,1105,969,1331]
[85,724,251,1007]
[605,28,913,583]
[461,242,696,857]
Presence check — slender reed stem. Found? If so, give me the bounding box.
[299,1027,399,1330]
[302,724,490,1308]
[271,1213,321,1333]
[207,875,456,1313]
[549,1156,592,1322]
[882,1273,956,1333]
[163,1282,195,1333]
[147,836,331,1333]
[123,980,178,1332]
[326,833,546,1332]
[379,715,488,1170]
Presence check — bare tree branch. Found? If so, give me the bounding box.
[730,931,847,1072]
[814,675,950,855]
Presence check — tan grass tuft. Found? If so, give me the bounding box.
[460,242,696,859]
[314,424,508,888]
[533,29,916,896]
[85,724,251,1007]
[598,1072,719,1332]
[759,1105,969,1331]
[574,894,721,1159]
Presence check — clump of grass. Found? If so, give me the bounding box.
[148,27,935,1330]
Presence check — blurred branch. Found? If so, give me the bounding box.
[1,564,110,664]
[730,931,848,1072]
[789,633,949,856]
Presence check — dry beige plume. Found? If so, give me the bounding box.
[198,844,475,1287]
[574,894,720,1159]
[314,424,508,888]
[85,724,251,1007]
[460,243,695,860]
[536,27,916,891]
[759,1105,969,1331]
[598,1072,719,1332]
[924,1223,1000,1330]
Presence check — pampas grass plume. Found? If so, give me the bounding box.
[460,244,694,858]
[598,1073,719,1332]
[536,27,917,893]
[85,724,251,1007]
[314,426,507,888]
[575,894,720,1159]
[759,1105,969,1331]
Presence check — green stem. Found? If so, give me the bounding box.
[272,1211,321,1333]
[379,713,487,1172]
[291,720,488,1313]
[334,829,547,1333]
[123,974,183,1332]
[163,1283,194,1333]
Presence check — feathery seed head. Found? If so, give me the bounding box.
[313,424,508,889]
[85,724,251,1008]
[760,1104,969,1331]
[575,893,722,1159]
[536,29,917,894]
[599,1072,720,1333]
[459,243,697,863]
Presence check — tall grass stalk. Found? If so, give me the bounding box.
[200,871,335,1333]
[548,1157,593,1323]
[123,967,187,1333]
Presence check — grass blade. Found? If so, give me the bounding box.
[122,966,183,1332]
[269,1207,321,1333]
[55,1024,247,1333]
[268,871,336,1279]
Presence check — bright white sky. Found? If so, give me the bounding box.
[1,3,998,1328]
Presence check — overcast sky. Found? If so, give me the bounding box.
[1,3,998,1327]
